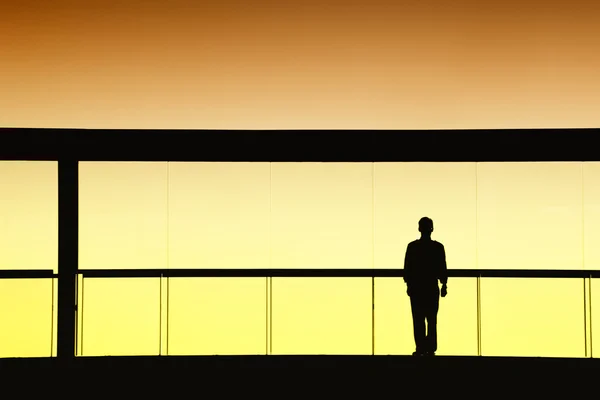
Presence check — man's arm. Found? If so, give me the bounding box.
[439,244,448,285]
[404,243,412,292]
[439,244,448,296]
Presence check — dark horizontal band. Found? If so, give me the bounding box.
[1,128,598,162]
[1,269,598,279]
[0,270,56,279]
[76,268,600,279]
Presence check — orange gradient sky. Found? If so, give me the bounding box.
[2,0,599,129]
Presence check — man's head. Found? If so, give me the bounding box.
[418,217,433,235]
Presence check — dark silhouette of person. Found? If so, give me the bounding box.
[404,217,448,356]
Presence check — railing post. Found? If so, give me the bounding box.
[590,274,594,358]
[269,276,273,355]
[57,159,78,360]
[159,274,162,356]
[477,274,481,356]
[584,277,588,358]
[371,276,375,355]
[265,277,269,355]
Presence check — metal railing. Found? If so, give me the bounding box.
[0,268,597,358]
[68,268,599,358]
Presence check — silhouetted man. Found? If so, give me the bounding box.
[404,217,448,356]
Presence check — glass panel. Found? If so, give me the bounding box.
[271,278,371,354]
[477,162,583,270]
[480,278,585,357]
[79,162,168,269]
[52,277,58,357]
[160,277,168,354]
[81,278,160,356]
[373,162,476,269]
[0,161,58,271]
[592,278,599,358]
[0,279,53,357]
[167,278,266,355]
[584,163,600,270]
[271,163,373,269]
[374,278,477,355]
[167,163,270,269]
[76,274,84,356]
[374,278,411,354]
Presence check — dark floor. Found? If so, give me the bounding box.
[2,355,597,395]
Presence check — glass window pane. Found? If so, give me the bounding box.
[81,278,160,356]
[477,162,583,270]
[167,278,266,354]
[79,162,168,269]
[374,162,476,269]
[271,278,371,354]
[374,278,477,355]
[480,278,585,357]
[584,163,600,270]
[0,279,53,357]
[168,163,270,269]
[0,161,57,271]
[271,163,373,269]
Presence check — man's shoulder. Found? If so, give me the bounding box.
[408,239,445,250]
[431,240,445,251]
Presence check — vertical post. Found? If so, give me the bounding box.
[590,274,594,358]
[50,277,55,356]
[477,275,481,356]
[166,276,170,356]
[159,274,163,356]
[269,276,273,355]
[80,277,84,355]
[371,276,375,355]
[57,159,78,360]
[265,276,269,355]
[584,277,588,358]
[371,162,375,356]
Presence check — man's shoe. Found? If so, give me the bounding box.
[412,350,424,356]
[424,351,436,356]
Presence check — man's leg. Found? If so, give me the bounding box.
[410,295,426,354]
[425,294,440,354]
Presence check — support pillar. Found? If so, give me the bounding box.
[57,159,78,360]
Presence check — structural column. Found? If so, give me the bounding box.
[57,159,78,359]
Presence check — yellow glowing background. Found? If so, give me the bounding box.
[2,0,600,358]
[2,0,600,129]
[1,161,600,358]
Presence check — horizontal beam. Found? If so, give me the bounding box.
[77,268,600,279]
[0,270,56,279]
[2,268,598,279]
[1,128,599,162]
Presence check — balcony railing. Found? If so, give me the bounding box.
[1,268,598,358]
